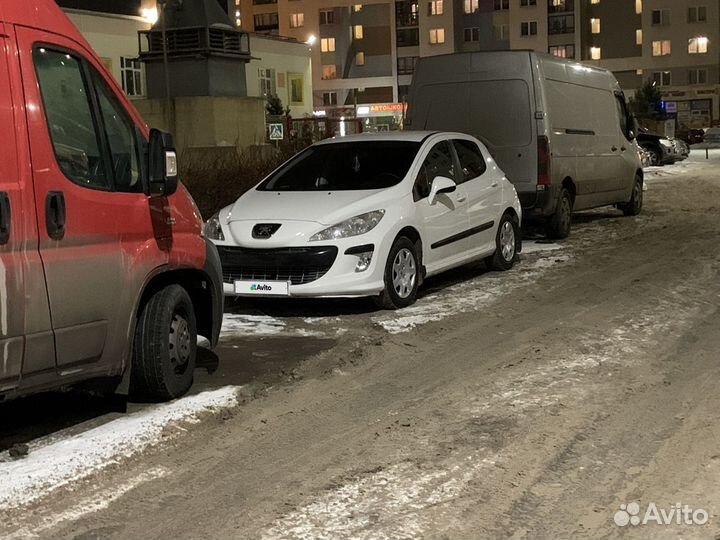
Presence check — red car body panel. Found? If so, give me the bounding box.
[0,0,222,399]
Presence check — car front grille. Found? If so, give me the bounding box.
[217,245,338,286]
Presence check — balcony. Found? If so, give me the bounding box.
[547,0,573,14]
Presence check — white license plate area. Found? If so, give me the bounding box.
[234,280,290,296]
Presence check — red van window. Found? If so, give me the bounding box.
[34,48,110,190]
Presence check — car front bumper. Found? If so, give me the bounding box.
[217,239,388,299]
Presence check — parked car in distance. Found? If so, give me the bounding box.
[672,138,690,160]
[205,132,522,309]
[637,128,679,165]
[0,0,223,402]
[406,51,644,239]
[702,127,720,146]
[677,128,704,145]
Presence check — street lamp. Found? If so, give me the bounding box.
[157,0,174,133]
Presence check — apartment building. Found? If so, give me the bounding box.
[231,0,719,125]
[581,0,719,127]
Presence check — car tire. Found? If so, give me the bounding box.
[649,147,663,166]
[546,188,572,240]
[375,237,420,310]
[486,212,520,271]
[619,174,643,217]
[131,284,197,401]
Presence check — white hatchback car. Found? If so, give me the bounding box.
[205,132,522,309]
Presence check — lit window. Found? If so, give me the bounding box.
[289,13,304,28]
[321,65,337,80]
[428,0,443,16]
[429,28,445,44]
[590,18,600,33]
[591,0,600,3]
[636,29,642,45]
[590,46,601,60]
[688,36,709,54]
[652,40,671,56]
[353,4,362,12]
[356,51,365,65]
[353,25,364,39]
[635,0,642,14]
[320,37,336,52]
[464,0,478,14]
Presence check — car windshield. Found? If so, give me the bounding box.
[258,141,420,191]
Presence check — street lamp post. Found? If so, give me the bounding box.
[157,0,174,134]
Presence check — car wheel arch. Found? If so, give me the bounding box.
[393,226,425,282]
[116,268,219,395]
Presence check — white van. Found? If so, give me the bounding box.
[406,51,644,238]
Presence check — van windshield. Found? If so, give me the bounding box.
[258,141,420,191]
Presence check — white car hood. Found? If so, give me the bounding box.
[227,188,389,226]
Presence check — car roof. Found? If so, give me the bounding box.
[314,131,472,145]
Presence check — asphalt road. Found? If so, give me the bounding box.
[2,154,720,539]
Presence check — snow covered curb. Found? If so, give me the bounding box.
[0,387,239,510]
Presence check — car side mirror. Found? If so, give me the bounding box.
[429,175,456,205]
[147,128,178,197]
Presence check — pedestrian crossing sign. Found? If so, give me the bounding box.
[269,123,284,141]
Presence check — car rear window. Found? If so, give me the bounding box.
[258,141,420,191]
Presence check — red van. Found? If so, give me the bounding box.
[0,0,223,401]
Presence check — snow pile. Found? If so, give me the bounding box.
[0,387,239,510]
[374,253,571,334]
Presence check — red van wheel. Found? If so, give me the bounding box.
[131,285,197,401]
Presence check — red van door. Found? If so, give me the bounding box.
[17,27,167,371]
[0,25,56,391]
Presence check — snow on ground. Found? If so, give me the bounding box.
[261,454,498,540]
[222,313,325,338]
[374,251,571,334]
[645,149,720,180]
[0,387,239,510]
[4,467,169,540]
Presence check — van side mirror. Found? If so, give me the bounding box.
[429,176,456,205]
[148,128,178,197]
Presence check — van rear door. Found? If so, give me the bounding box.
[408,52,537,200]
[0,23,56,392]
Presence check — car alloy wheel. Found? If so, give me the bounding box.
[392,247,417,299]
[500,221,516,262]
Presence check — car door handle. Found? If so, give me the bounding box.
[0,192,10,245]
[46,191,66,240]
[456,194,467,203]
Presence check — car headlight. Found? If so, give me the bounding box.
[309,210,385,242]
[659,138,673,148]
[203,212,225,241]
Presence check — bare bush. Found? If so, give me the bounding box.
[179,145,296,218]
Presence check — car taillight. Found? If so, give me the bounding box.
[537,135,551,187]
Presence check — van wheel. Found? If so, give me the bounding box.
[619,175,643,216]
[374,237,420,310]
[131,285,197,401]
[486,212,519,271]
[546,188,572,239]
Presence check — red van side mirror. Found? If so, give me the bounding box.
[148,128,179,197]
